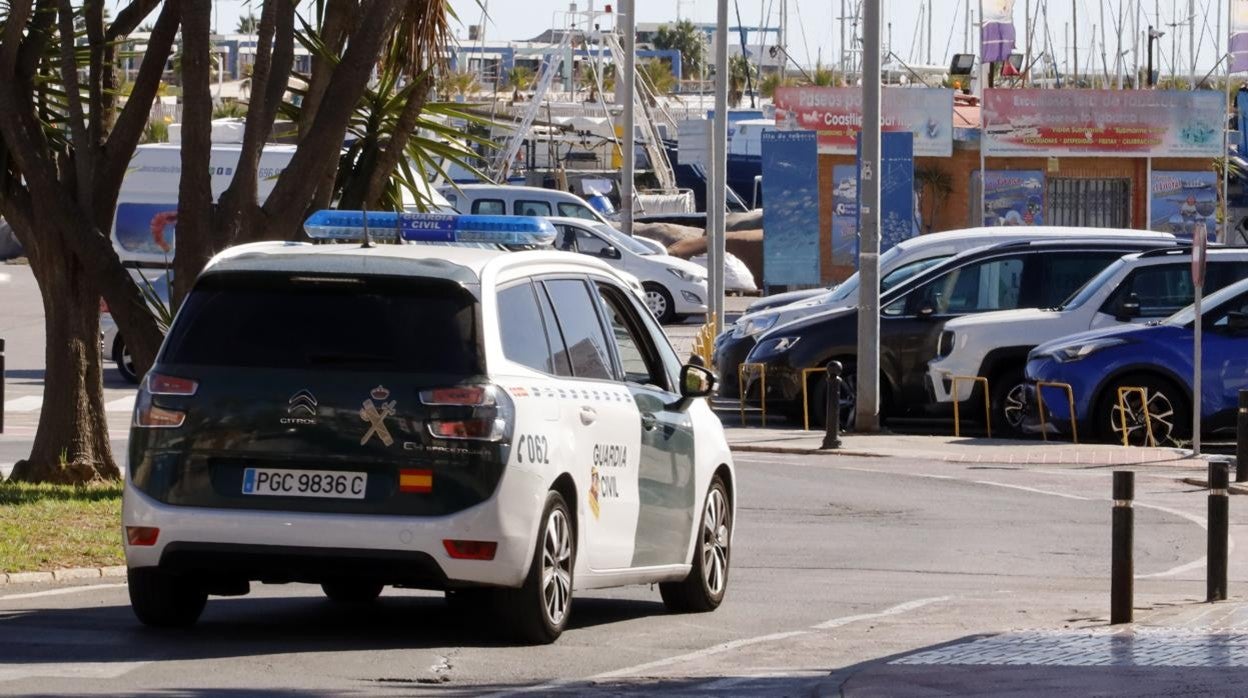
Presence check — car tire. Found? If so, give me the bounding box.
[128,567,207,628]
[990,367,1028,438]
[113,335,139,384]
[1095,374,1189,446]
[660,476,731,613]
[321,581,384,604]
[643,282,676,324]
[498,490,574,644]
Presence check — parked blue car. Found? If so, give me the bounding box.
[1024,277,1248,445]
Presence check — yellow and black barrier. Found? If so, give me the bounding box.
[738,362,766,425]
[950,375,992,438]
[800,367,829,431]
[1115,386,1156,447]
[1035,381,1078,444]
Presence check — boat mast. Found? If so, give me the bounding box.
[1072,0,1079,85]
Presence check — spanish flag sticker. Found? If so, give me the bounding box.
[399,469,433,493]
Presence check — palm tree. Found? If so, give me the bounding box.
[653,19,706,79]
[508,65,535,101]
[728,54,756,107]
[639,60,676,95]
[438,69,480,100]
[236,14,259,34]
[759,72,795,99]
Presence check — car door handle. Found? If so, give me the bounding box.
[640,412,658,431]
[579,406,597,425]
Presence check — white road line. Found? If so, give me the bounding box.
[972,480,1092,501]
[105,395,135,412]
[2,396,42,412]
[0,662,151,682]
[812,595,951,630]
[590,630,812,680]
[0,583,126,602]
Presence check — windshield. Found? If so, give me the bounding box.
[591,223,658,256]
[1165,280,1248,326]
[828,252,951,301]
[1059,258,1126,311]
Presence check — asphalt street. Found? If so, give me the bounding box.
[1,449,1239,696]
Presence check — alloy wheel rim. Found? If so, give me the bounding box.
[541,509,573,626]
[1109,390,1176,446]
[645,290,667,318]
[838,370,857,431]
[701,488,729,596]
[1003,383,1027,430]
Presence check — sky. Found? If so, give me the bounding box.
[117,0,1230,76]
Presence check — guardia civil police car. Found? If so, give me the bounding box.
[123,211,736,644]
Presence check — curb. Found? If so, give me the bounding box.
[730,444,885,457]
[1,565,126,585]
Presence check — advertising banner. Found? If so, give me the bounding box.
[1149,170,1219,241]
[831,164,858,268]
[115,202,178,258]
[774,87,953,156]
[760,130,821,285]
[982,171,1045,226]
[857,131,916,258]
[983,89,1224,157]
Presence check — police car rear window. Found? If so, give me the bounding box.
[161,272,481,375]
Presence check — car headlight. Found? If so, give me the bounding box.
[753,336,801,356]
[667,267,704,283]
[738,314,778,338]
[936,330,955,358]
[1053,337,1128,362]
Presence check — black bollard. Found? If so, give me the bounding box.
[1237,390,1247,483]
[1208,461,1229,602]
[821,361,843,450]
[1111,471,1134,624]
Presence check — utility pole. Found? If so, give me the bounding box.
[856,0,881,432]
[1189,0,1196,88]
[709,0,728,334]
[926,0,933,65]
[621,0,635,235]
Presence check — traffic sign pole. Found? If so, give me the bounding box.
[1192,222,1207,455]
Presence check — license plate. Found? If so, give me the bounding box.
[242,468,367,500]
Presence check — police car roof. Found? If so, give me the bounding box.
[202,239,622,286]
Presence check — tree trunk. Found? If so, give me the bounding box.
[8,224,117,483]
[172,0,215,309]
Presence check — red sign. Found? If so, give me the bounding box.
[772,87,953,156]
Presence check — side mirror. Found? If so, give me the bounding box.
[679,364,716,398]
[600,246,621,260]
[1116,292,1142,320]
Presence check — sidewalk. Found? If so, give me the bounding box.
[725,426,1215,468]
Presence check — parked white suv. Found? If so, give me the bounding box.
[928,247,1248,434]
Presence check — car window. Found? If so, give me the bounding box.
[555,225,578,252]
[515,200,553,217]
[557,202,598,220]
[534,282,573,377]
[163,273,480,376]
[595,283,667,388]
[496,281,557,373]
[1038,252,1126,308]
[1101,264,1196,317]
[911,256,1025,315]
[470,199,505,215]
[880,256,950,292]
[574,229,611,256]
[541,278,614,380]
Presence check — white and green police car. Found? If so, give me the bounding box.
[123,212,736,644]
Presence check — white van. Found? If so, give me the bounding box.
[113,144,455,266]
[438,184,610,225]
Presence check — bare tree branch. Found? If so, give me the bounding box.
[105,0,162,41]
[172,0,215,309]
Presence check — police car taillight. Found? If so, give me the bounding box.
[420,384,513,442]
[133,372,196,429]
[443,539,498,560]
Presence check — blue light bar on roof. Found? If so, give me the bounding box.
[303,211,557,246]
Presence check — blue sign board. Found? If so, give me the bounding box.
[760,129,821,286]
[830,164,858,267]
[856,132,916,263]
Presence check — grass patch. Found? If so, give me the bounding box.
[0,482,124,574]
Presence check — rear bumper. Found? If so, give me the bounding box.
[123,465,546,590]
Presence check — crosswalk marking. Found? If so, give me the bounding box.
[4,395,136,413]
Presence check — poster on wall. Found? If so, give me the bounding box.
[831,165,858,268]
[774,87,953,156]
[114,202,178,259]
[1150,171,1219,241]
[983,89,1224,158]
[858,131,917,257]
[760,129,821,286]
[982,171,1045,226]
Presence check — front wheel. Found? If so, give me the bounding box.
[643,282,677,324]
[660,476,732,612]
[1095,375,1188,446]
[499,491,575,644]
[804,362,858,432]
[990,368,1028,438]
[128,568,207,628]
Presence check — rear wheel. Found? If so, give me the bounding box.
[643,283,677,324]
[661,476,732,612]
[498,491,574,644]
[1096,374,1188,446]
[321,581,384,604]
[113,335,139,384]
[128,568,207,628]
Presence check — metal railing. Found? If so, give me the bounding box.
[1035,381,1079,443]
[951,375,992,438]
[738,362,766,425]
[1116,386,1156,448]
